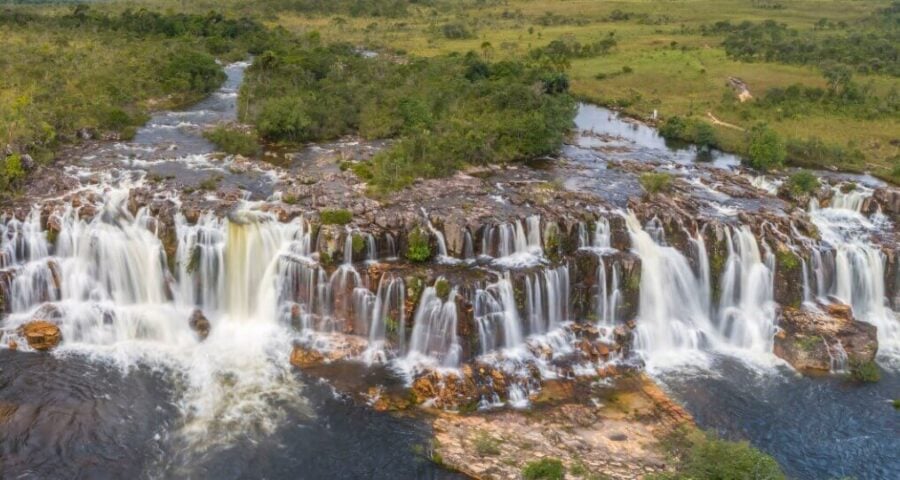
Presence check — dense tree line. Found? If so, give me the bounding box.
[240,35,576,192]
[703,2,899,76]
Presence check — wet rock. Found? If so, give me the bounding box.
[18,320,62,351]
[8,339,18,350]
[873,188,900,219]
[774,305,878,372]
[189,309,211,341]
[290,344,325,368]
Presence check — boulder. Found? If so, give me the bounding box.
[290,344,325,368]
[774,305,878,372]
[18,320,62,351]
[189,309,211,341]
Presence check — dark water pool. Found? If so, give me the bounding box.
[0,350,461,479]
[658,356,900,480]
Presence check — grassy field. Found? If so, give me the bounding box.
[272,0,899,182]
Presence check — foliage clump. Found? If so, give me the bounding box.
[204,126,261,157]
[639,172,673,195]
[849,359,880,383]
[785,170,820,196]
[745,123,786,171]
[522,458,565,480]
[320,209,353,225]
[658,116,718,151]
[472,431,501,456]
[242,45,575,192]
[652,428,786,480]
[405,227,432,262]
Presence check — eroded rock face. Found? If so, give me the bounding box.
[189,309,211,341]
[18,320,62,351]
[774,305,878,372]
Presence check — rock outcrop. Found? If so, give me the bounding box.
[17,320,62,351]
[774,305,878,372]
[188,309,211,341]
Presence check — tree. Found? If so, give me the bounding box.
[746,123,785,171]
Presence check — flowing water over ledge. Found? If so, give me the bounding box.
[1,60,899,479]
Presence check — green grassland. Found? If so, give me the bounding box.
[272,0,899,182]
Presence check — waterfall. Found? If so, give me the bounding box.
[420,209,450,260]
[808,185,900,362]
[481,215,543,266]
[596,257,621,327]
[594,217,612,250]
[715,226,776,354]
[474,274,524,354]
[406,281,461,368]
[625,212,713,365]
[361,274,405,363]
[524,265,569,335]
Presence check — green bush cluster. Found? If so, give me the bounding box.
[849,359,881,383]
[204,126,261,157]
[319,209,353,225]
[745,123,786,171]
[0,154,27,194]
[639,172,673,195]
[242,44,575,192]
[704,4,900,77]
[522,458,565,480]
[785,137,865,170]
[405,227,432,262]
[658,116,718,150]
[652,429,786,480]
[785,170,820,196]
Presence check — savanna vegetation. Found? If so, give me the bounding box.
[270,0,899,183]
[0,4,273,170]
[239,34,575,192]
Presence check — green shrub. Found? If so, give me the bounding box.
[849,359,880,383]
[204,126,261,157]
[320,209,353,225]
[351,232,366,255]
[746,123,786,171]
[785,170,820,196]
[472,431,501,456]
[406,227,432,262]
[681,437,786,480]
[639,172,673,194]
[658,116,717,150]
[434,278,451,301]
[893,399,900,410]
[522,458,565,480]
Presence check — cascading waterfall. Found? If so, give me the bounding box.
[715,226,776,354]
[596,257,621,328]
[524,265,570,335]
[405,281,461,368]
[481,215,543,266]
[474,274,524,354]
[625,212,713,365]
[360,273,405,362]
[806,186,900,362]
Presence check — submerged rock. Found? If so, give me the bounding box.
[290,344,325,368]
[18,320,62,351]
[774,305,878,372]
[189,309,211,341]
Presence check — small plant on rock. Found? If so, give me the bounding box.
[523,458,565,480]
[849,359,880,383]
[406,227,432,262]
[320,209,353,225]
[472,431,501,456]
[639,172,673,195]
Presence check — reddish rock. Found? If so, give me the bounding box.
[290,344,325,368]
[18,321,62,351]
[774,305,878,372]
